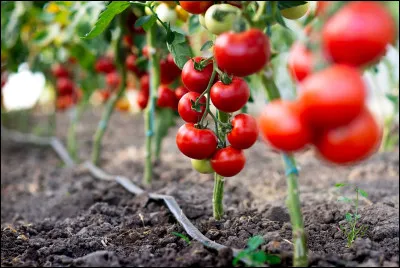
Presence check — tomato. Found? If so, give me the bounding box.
[175,5,189,22]
[157,85,178,110]
[259,100,312,152]
[211,146,246,177]
[175,85,189,101]
[95,57,115,74]
[56,95,75,111]
[178,92,206,123]
[287,41,313,82]
[156,3,177,26]
[56,77,75,96]
[116,98,131,112]
[214,29,270,77]
[281,2,310,20]
[314,108,382,164]
[106,71,121,89]
[227,114,258,150]
[126,54,138,73]
[210,77,250,113]
[322,2,395,67]
[142,46,150,58]
[140,74,150,92]
[137,89,149,110]
[123,34,133,47]
[182,57,214,94]
[298,64,366,128]
[191,158,214,174]
[204,4,241,35]
[160,54,181,85]
[179,1,213,14]
[199,14,207,29]
[176,123,218,159]
[98,89,111,103]
[51,64,69,78]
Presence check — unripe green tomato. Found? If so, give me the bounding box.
[199,13,207,29]
[281,2,310,20]
[156,3,177,26]
[204,4,241,35]
[191,159,214,174]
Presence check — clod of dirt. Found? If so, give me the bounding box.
[72,251,120,267]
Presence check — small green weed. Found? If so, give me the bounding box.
[171,232,191,245]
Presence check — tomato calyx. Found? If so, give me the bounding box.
[215,68,233,85]
[191,57,213,72]
[190,99,205,113]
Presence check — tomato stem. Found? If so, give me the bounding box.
[143,23,160,186]
[67,100,87,161]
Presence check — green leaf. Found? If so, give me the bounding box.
[32,24,61,46]
[188,15,200,34]
[82,1,130,39]
[251,251,267,264]
[278,1,308,10]
[200,40,213,51]
[385,93,399,106]
[275,11,288,28]
[166,29,176,44]
[345,212,353,222]
[247,236,264,251]
[167,32,193,69]
[335,183,348,189]
[134,15,157,31]
[338,196,352,203]
[354,214,361,220]
[357,189,368,198]
[232,250,249,266]
[265,254,281,265]
[171,232,191,245]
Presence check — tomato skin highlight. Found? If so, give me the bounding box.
[227,114,259,150]
[210,77,250,113]
[314,108,382,165]
[298,64,366,129]
[287,42,313,82]
[182,57,214,94]
[259,100,312,152]
[157,85,178,110]
[179,1,213,14]
[191,158,214,174]
[178,92,206,123]
[176,123,218,160]
[211,146,246,177]
[175,85,189,101]
[322,1,396,67]
[214,29,270,77]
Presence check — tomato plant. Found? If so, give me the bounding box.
[204,4,241,35]
[227,114,258,150]
[178,92,206,123]
[191,158,214,174]
[182,57,214,94]
[210,77,250,113]
[211,146,246,177]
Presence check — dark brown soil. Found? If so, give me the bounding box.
[1,110,399,267]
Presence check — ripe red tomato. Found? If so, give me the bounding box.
[211,146,246,177]
[137,89,149,110]
[176,123,218,159]
[214,29,270,77]
[51,64,69,78]
[140,74,150,92]
[288,42,313,82]
[160,54,181,85]
[175,85,189,101]
[98,89,111,103]
[314,108,382,164]
[227,114,258,150]
[126,54,139,73]
[95,57,115,74]
[298,64,366,128]
[182,57,214,94]
[106,71,121,89]
[157,85,178,110]
[178,92,206,123]
[56,95,75,111]
[123,34,133,47]
[210,77,250,113]
[56,78,75,96]
[142,46,150,58]
[179,1,213,14]
[259,100,312,152]
[322,2,395,67]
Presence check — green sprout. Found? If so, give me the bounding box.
[171,232,191,245]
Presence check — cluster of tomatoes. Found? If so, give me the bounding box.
[260,1,396,165]
[51,63,80,111]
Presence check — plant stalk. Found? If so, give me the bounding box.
[67,100,87,161]
[143,24,160,185]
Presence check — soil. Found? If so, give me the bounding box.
[1,109,399,267]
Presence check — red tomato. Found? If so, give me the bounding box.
[210,77,250,113]
[214,29,270,77]
[227,114,258,150]
[98,89,111,103]
[106,71,121,89]
[182,57,214,94]
[322,2,395,67]
[56,95,75,111]
[56,78,75,96]
[137,89,149,110]
[140,74,150,92]
[288,42,313,82]
[179,1,213,14]
[123,34,133,47]
[314,108,382,164]
[51,64,69,78]
[176,123,218,159]
[315,1,333,16]
[299,64,366,128]
[160,54,181,85]
[95,57,115,74]
[68,57,77,65]
[157,85,178,110]
[142,45,150,58]
[175,85,189,101]
[259,100,312,152]
[178,92,206,123]
[126,54,138,73]
[211,146,246,177]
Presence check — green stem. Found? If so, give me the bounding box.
[260,68,308,267]
[67,100,87,161]
[143,23,160,186]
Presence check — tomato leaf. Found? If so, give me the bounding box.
[188,15,200,34]
[232,250,249,266]
[338,196,352,203]
[278,1,307,10]
[264,254,281,265]
[247,236,264,251]
[82,1,130,40]
[200,40,213,51]
[135,15,157,31]
[335,183,347,189]
[167,31,193,69]
[357,189,368,198]
[345,212,353,222]
[275,11,288,28]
